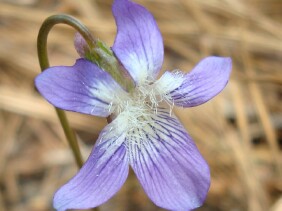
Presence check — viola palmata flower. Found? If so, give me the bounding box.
[35,0,232,210]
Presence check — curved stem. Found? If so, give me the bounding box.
[37,14,96,168]
[38,14,95,70]
[37,14,101,211]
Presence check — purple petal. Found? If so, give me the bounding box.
[163,57,232,107]
[35,58,128,117]
[128,108,210,210]
[112,0,164,84]
[74,32,89,58]
[54,119,129,211]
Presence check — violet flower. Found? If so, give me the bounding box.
[35,0,231,210]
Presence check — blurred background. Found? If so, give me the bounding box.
[0,0,281,210]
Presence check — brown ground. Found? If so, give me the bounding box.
[0,0,281,211]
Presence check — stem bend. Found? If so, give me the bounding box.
[37,14,96,168]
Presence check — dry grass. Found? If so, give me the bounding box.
[0,0,281,210]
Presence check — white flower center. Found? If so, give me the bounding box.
[103,71,185,148]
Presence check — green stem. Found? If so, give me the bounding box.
[38,14,95,70]
[55,109,83,168]
[37,14,99,211]
[37,14,93,169]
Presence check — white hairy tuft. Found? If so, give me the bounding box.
[106,72,184,148]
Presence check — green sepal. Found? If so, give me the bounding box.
[84,40,135,92]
